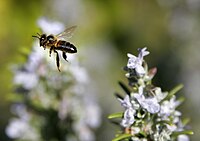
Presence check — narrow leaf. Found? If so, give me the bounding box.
[112,134,132,141]
[156,120,174,126]
[169,84,183,96]
[182,118,190,126]
[172,130,194,137]
[108,112,123,119]
[162,84,183,101]
[114,92,124,100]
[118,81,131,95]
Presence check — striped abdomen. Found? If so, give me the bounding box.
[56,40,77,53]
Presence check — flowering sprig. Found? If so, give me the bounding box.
[127,47,149,76]
[6,18,101,141]
[109,48,193,141]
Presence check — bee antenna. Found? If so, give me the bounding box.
[37,33,41,36]
[32,35,40,39]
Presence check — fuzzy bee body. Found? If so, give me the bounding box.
[32,26,77,71]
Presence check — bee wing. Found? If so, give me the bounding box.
[56,25,77,40]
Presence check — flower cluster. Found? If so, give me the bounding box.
[6,18,101,141]
[109,48,193,141]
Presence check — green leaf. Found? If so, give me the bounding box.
[112,134,132,141]
[118,81,131,95]
[169,84,184,96]
[182,118,190,126]
[162,84,183,101]
[156,120,174,126]
[108,112,123,119]
[172,130,194,137]
[177,97,185,104]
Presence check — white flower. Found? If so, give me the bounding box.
[154,128,171,141]
[37,17,65,35]
[178,135,190,141]
[166,124,177,132]
[134,94,160,114]
[118,95,136,127]
[154,87,168,102]
[143,97,160,114]
[10,104,30,120]
[138,47,150,60]
[6,118,29,138]
[74,123,95,141]
[69,62,89,84]
[6,118,38,140]
[25,45,44,72]
[14,72,38,89]
[127,47,149,76]
[58,95,71,120]
[85,101,102,128]
[121,108,136,127]
[118,95,132,109]
[159,96,181,119]
[134,86,160,114]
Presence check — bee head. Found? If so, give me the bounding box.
[40,34,47,47]
[32,33,47,47]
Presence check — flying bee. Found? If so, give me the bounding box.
[32,26,77,71]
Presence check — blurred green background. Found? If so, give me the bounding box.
[0,0,199,140]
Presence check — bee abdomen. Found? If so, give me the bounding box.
[57,41,77,53]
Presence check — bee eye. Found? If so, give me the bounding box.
[41,34,46,41]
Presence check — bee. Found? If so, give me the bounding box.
[32,26,77,71]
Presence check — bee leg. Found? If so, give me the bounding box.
[54,50,61,72]
[49,46,53,57]
[62,52,68,62]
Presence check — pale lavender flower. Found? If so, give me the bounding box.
[118,95,132,109]
[138,47,150,59]
[6,118,28,139]
[68,57,89,84]
[10,104,30,120]
[118,95,136,127]
[85,101,102,128]
[9,17,102,141]
[37,17,65,34]
[178,135,190,141]
[134,94,160,114]
[58,95,71,120]
[134,86,160,114]
[153,87,168,102]
[121,108,136,127]
[110,48,192,140]
[166,124,178,132]
[14,72,38,89]
[25,44,44,72]
[159,96,181,119]
[127,47,149,76]
[154,128,171,141]
[6,118,38,140]
[75,124,95,141]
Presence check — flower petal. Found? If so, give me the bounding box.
[121,108,135,127]
[143,98,160,114]
[138,47,150,59]
[135,65,145,75]
[118,95,132,109]
[127,53,137,59]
